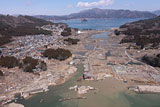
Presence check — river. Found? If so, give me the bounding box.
[17,64,160,107]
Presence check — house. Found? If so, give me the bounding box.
[83,72,93,80]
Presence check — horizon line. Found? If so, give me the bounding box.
[0,8,159,16]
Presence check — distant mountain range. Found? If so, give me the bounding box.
[153,10,160,16]
[35,8,157,21]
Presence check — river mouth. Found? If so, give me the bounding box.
[17,64,84,107]
[17,64,130,107]
[17,64,160,107]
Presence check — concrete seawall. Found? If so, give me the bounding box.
[128,85,160,94]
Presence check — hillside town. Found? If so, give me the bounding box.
[2,35,56,59]
[1,23,66,59]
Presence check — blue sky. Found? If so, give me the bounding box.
[0,0,160,15]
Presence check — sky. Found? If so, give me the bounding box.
[0,0,160,15]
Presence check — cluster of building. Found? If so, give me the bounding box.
[0,24,68,60]
[1,35,57,59]
[41,24,66,36]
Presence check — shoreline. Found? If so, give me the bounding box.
[0,59,78,106]
[0,29,106,106]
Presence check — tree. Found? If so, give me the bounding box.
[0,70,3,76]
[22,57,38,72]
[39,61,47,71]
[0,56,19,68]
[64,38,80,45]
[43,48,72,61]
[142,54,160,67]
[61,28,72,37]
[114,29,120,35]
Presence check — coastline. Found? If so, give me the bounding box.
[0,58,77,105]
[1,27,160,106]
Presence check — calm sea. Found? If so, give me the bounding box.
[56,18,146,30]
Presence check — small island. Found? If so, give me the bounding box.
[81,19,88,22]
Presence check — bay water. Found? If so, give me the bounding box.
[57,18,146,30]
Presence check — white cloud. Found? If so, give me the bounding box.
[77,0,114,8]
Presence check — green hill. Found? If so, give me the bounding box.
[118,16,160,49]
